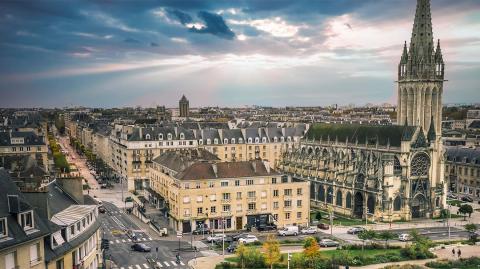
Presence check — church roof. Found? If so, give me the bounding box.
[306,123,416,147]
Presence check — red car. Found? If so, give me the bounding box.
[317,223,329,230]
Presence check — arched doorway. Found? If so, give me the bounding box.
[354,192,364,218]
[326,186,334,204]
[411,194,427,218]
[367,195,375,214]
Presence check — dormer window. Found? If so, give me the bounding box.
[238,138,243,143]
[0,217,7,238]
[180,133,185,140]
[287,136,292,142]
[274,137,278,143]
[159,134,163,140]
[248,138,252,143]
[281,137,285,142]
[255,137,260,143]
[231,138,235,144]
[199,140,203,145]
[167,133,172,140]
[224,138,228,144]
[19,211,34,231]
[214,138,219,144]
[262,137,267,143]
[207,139,211,145]
[145,134,150,140]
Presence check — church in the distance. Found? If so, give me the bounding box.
[280,0,446,221]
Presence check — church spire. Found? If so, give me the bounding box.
[427,116,436,141]
[410,0,434,58]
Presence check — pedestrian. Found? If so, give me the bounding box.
[457,249,461,258]
[452,248,455,258]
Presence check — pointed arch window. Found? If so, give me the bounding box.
[401,64,407,77]
[394,156,402,175]
[435,63,442,76]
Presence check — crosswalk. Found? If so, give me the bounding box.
[119,260,186,269]
[110,237,153,244]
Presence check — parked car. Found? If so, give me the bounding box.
[317,223,330,230]
[398,233,411,242]
[319,239,339,247]
[301,227,318,235]
[232,233,249,241]
[461,196,474,203]
[207,234,225,243]
[100,183,107,189]
[226,242,238,253]
[447,193,458,199]
[124,197,133,202]
[192,227,210,235]
[214,236,234,244]
[238,235,259,244]
[278,226,299,236]
[258,224,277,231]
[98,206,106,213]
[131,243,151,252]
[347,227,366,235]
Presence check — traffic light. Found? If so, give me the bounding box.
[101,239,110,250]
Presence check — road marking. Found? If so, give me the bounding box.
[122,239,126,243]
[163,261,169,266]
[170,261,176,265]
[128,267,133,269]
[127,239,132,242]
[148,237,153,241]
[156,262,163,268]
[115,240,120,243]
[179,261,185,265]
[142,264,149,269]
[135,265,141,269]
[121,267,125,269]
[110,241,114,244]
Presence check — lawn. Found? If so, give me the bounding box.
[447,200,463,207]
[311,210,374,226]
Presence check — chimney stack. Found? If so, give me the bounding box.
[212,163,218,178]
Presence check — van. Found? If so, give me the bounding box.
[278,226,299,236]
[398,233,410,241]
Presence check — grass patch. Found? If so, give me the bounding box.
[426,257,480,268]
[432,214,463,220]
[447,200,463,207]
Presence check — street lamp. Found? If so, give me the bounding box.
[328,191,334,236]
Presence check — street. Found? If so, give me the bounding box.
[100,202,195,269]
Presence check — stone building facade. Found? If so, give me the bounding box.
[179,95,189,118]
[280,0,446,222]
[445,147,480,197]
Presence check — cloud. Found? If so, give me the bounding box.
[167,9,193,25]
[189,11,235,40]
[81,10,139,32]
[150,42,159,47]
[124,37,141,43]
[229,17,300,38]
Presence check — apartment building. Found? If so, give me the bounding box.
[149,149,310,233]
[0,169,50,269]
[445,147,480,197]
[0,131,49,173]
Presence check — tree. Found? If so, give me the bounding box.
[262,235,281,269]
[465,223,478,241]
[243,247,265,268]
[458,204,474,220]
[378,231,396,248]
[315,211,322,221]
[303,236,322,268]
[358,230,377,250]
[235,243,247,269]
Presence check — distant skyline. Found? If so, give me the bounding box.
[1,0,479,108]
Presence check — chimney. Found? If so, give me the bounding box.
[139,127,143,140]
[263,160,270,174]
[252,161,256,173]
[212,163,218,178]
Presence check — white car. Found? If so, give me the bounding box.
[238,235,259,244]
[301,227,318,234]
[398,233,411,241]
[278,226,299,236]
[207,234,225,243]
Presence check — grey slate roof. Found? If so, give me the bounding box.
[0,169,50,251]
[152,149,219,173]
[446,147,480,164]
[0,131,45,146]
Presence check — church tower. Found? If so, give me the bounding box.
[397,0,444,136]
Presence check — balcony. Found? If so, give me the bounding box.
[221,199,231,203]
[30,257,43,266]
[247,209,257,214]
[183,213,191,217]
[247,197,256,202]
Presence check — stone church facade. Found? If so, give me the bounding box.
[280,0,446,222]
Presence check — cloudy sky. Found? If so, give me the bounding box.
[1,0,479,108]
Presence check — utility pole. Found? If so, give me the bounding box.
[287,252,291,269]
[448,203,451,240]
[222,218,226,261]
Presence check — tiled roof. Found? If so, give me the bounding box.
[51,205,97,226]
[177,160,281,180]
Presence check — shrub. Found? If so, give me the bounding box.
[244,247,265,268]
[215,262,232,269]
[426,257,480,268]
[383,265,424,269]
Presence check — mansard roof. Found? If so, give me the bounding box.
[445,147,480,164]
[306,123,416,147]
[176,160,281,180]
